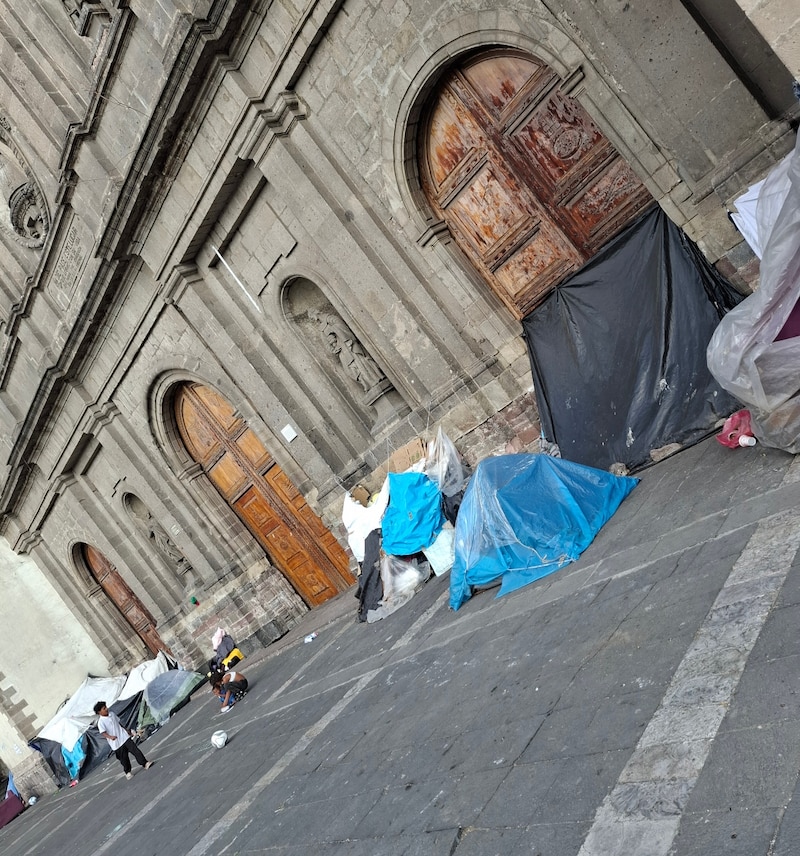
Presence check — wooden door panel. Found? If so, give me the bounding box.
[236,428,271,468]
[449,162,534,253]
[175,383,354,607]
[420,51,654,317]
[495,229,581,314]
[209,451,248,499]
[84,544,169,656]
[176,398,220,462]
[427,88,484,189]
[509,92,606,192]
[195,384,239,430]
[461,54,554,122]
[567,158,655,250]
[236,489,335,605]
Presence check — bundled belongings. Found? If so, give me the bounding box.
[345,429,467,622]
[449,454,638,611]
[208,628,244,678]
[0,792,25,831]
[381,472,445,556]
[708,133,800,453]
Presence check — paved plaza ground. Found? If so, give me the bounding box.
[3,436,800,855]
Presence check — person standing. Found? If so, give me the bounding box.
[93,701,154,781]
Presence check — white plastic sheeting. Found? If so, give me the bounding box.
[36,675,127,753]
[341,477,389,562]
[117,651,175,701]
[708,133,800,452]
[729,149,793,259]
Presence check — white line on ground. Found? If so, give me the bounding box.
[182,670,381,856]
[577,503,800,856]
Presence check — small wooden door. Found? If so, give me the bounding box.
[84,544,169,656]
[174,383,354,606]
[420,50,654,318]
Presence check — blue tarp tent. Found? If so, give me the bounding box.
[449,454,638,610]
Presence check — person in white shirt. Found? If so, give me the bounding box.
[93,701,154,781]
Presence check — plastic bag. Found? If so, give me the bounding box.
[707,132,800,453]
[380,554,430,604]
[425,427,466,497]
[366,555,431,622]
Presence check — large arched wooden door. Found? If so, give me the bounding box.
[83,544,170,656]
[174,383,355,607]
[420,50,654,318]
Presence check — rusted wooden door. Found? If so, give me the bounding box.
[174,383,354,606]
[83,544,169,656]
[420,50,654,318]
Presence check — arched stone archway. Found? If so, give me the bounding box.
[418,48,655,318]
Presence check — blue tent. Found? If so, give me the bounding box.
[449,454,638,610]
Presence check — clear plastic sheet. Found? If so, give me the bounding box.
[707,133,800,452]
[143,670,205,725]
[424,427,467,496]
[366,555,431,623]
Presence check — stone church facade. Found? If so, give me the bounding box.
[0,0,796,792]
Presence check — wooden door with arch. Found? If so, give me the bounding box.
[83,544,171,656]
[419,49,655,318]
[174,382,355,607]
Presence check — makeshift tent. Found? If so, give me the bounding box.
[32,675,126,786]
[31,653,187,786]
[523,206,743,472]
[708,133,800,453]
[449,454,638,611]
[144,670,205,725]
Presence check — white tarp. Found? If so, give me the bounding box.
[36,675,127,753]
[730,149,793,259]
[118,651,175,701]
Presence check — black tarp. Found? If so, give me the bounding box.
[522,206,744,472]
[32,730,112,788]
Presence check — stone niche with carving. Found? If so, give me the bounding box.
[284,278,407,434]
[0,118,50,250]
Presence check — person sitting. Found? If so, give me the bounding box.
[210,669,248,713]
[207,628,242,676]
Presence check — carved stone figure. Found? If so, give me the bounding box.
[9,184,46,242]
[128,498,191,574]
[309,309,385,392]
